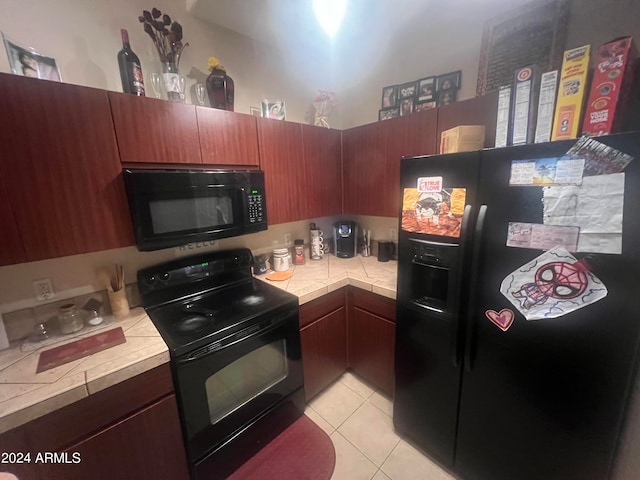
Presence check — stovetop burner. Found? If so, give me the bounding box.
[176,315,212,333]
[145,278,297,356]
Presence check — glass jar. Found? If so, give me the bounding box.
[272,248,290,272]
[58,303,83,335]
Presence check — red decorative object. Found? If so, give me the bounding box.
[206,67,235,111]
[485,309,515,332]
[227,414,335,480]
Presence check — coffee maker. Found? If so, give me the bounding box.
[334,221,357,258]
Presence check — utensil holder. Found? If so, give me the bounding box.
[108,289,130,319]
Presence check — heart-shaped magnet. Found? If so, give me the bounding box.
[485,309,515,332]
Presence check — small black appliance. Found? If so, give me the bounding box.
[334,221,357,258]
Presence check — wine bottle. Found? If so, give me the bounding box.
[117,29,145,96]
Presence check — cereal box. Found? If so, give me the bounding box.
[551,45,591,141]
[510,65,538,145]
[582,37,638,136]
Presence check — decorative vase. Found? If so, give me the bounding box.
[206,67,235,111]
[162,62,181,102]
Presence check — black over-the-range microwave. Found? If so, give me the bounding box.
[123,169,267,251]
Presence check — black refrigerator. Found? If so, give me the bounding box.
[393,132,640,480]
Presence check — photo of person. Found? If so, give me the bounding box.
[3,34,61,81]
[417,77,436,101]
[414,101,436,112]
[379,107,399,121]
[381,85,398,108]
[437,89,457,107]
[436,71,461,92]
[400,98,414,116]
[261,100,286,120]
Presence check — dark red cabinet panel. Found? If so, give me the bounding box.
[197,107,260,166]
[0,74,134,262]
[256,118,307,224]
[109,92,201,164]
[302,125,342,218]
[0,175,26,266]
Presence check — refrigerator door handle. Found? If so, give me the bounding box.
[464,204,487,373]
[450,204,473,368]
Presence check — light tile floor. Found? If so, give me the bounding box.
[305,372,457,480]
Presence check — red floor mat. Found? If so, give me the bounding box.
[228,414,336,480]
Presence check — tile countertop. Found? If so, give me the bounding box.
[256,254,398,304]
[0,308,168,435]
[0,254,397,436]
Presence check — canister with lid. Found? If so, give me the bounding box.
[272,248,291,272]
[58,303,84,335]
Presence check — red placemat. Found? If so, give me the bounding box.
[36,327,126,373]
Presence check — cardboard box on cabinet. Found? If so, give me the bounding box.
[440,125,486,154]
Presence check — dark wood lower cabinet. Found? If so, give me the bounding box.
[0,364,189,480]
[347,287,397,396]
[298,287,397,401]
[299,289,347,401]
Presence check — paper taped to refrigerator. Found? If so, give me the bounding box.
[501,247,607,321]
[509,157,584,186]
[565,136,634,176]
[506,223,579,251]
[401,187,466,238]
[543,173,624,254]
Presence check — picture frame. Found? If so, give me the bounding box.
[2,33,61,82]
[399,98,414,116]
[250,106,262,117]
[414,100,437,112]
[381,85,398,108]
[379,107,399,121]
[261,100,286,120]
[417,77,437,102]
[397,81,418,99]
[476,0,570,95]
[436,89,457,107]
[436,71,461,92]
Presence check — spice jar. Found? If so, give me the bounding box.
[58,303,83,335]
[293,239,305,265]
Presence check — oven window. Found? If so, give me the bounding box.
[205,340,288,425]
[149,195,234,234]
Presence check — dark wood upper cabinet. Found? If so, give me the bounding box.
[0,74,134,262]
[302,125,342,218]
[196,107,260,166]
[342,122,388,216]
[383,109,439,217]
[0,176,26,266]
[109,92,201,164]
[256,118,307,225]
[436,91,499,150]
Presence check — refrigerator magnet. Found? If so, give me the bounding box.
[485,309,515,331]
[500,246,607,320]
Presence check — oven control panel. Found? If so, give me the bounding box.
[247,192,264,223]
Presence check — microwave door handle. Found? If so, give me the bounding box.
[464,205,487,373]
[450,204,472,368]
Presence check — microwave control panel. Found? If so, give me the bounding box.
[247,193,265,223]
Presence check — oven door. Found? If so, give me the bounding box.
[173,305,303,463]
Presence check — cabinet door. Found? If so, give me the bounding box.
[196,107,260,166]
[256,118,307,224]
[348,307,396,395]
[300,307,347,401]
[342,122,387,215]
[383,110,438,217]
[0,74,134,262]
[0,174,26,265]
[302,125,342,218]
[109,92,201,164]
[59,395,189,480]
[436,91,499,150]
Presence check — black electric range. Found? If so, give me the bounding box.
[138,249,304,479]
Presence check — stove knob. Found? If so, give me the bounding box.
[144,275,156,286]
[160,272,171,282]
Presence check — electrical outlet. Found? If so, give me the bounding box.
[390,228,397,242]
[284,233,292,246]
[33,278,55,302]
